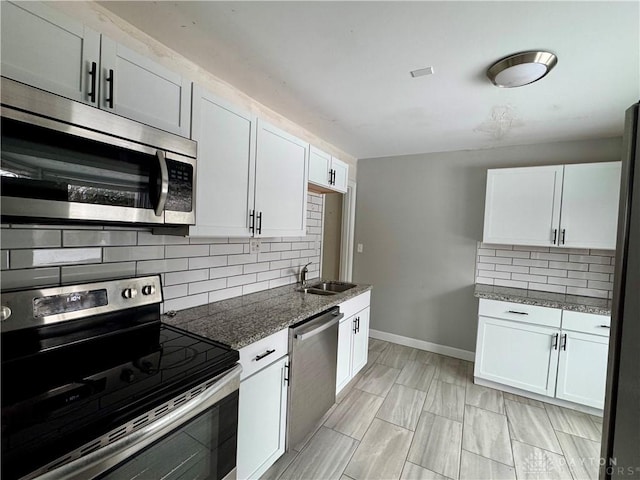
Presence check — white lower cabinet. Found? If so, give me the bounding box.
[475,299,610,409]
[555,330,609,409]
[336,291,371,394]
[237,329,289,480]
[475,316,559,396]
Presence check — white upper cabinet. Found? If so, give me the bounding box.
[559,162,622,249]
[1,2,191,136]
[483,166,563,246]
[309,147,332,186]
[483,162,621,249]
[100,38,191,137]
[1,1,100,104]
[188,94,309,238]
[308,146,349,194]
[254,120,308,237]
[189,86,255,237]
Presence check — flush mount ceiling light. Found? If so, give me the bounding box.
[487,51,557,88]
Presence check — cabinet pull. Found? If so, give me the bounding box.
[257,211,263,234]
[561,333,568,351]
[599,325,610,329]
[284,363,290,386]
[357,316,360,333]
[353,318,358,334]
[561,229,566,245]
[507,310,529,315]
[553,229,557,245]
[249,210,255,234]
[328,169,333,185]
[255,349,276,361]
[332,169,336,185]
[552,333,559,350]
[88,61,97,103]
[105,69,114,108]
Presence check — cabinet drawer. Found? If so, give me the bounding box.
[339,291,371,319]
[239,328,288,380]
[478,299,561,328]
[562,311,611,336]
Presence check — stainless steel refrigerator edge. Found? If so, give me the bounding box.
[601,101,640,479]
[286,307,343,451]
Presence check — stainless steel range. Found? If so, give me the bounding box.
[1,276,240,480]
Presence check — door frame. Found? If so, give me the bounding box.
[340,180,357,282]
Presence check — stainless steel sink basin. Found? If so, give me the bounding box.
[297,281,357,295]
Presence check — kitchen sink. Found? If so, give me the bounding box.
[297,281,357,295]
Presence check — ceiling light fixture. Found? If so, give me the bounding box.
[410,66,434,78]
[487,51,557,88]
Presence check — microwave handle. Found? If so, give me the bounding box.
[154,150,169,217]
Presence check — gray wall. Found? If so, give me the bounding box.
[353,137,622,352]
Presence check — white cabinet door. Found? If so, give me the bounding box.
[560,162,622,249]
[331,157,349,193]
[254,120,308,237]
[1,1,100,105]
[351,307,370,375]
[189,86,255,237]
[237,355,288,480]
[483,166,563,246]
[336,315,354,394]
[556,331,609,409]
[309,146,332,187]
[475,316,559,396]
[100,38,191,136]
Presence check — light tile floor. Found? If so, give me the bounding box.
[261,339,603,480]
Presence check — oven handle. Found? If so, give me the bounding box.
[35,363,242,480]
[154,150,169,217]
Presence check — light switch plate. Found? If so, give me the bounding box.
[249,238,261,254]
[357,243,363,253]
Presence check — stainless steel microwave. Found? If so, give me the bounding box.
[0,77,197,226]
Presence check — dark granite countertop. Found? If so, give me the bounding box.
[162,282,372,349]
[474,284,611,315]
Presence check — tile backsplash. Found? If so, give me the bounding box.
[475,242,615,299]
[0,193,324,312]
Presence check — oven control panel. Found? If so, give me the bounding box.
[0,275,164,333]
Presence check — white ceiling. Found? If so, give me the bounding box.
[100,1,639,159]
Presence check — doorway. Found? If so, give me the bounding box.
[321,192,343,280]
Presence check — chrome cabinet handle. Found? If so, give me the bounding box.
[88,61,97,103]
[552,333,559,350]
[284,363,290,386]
[561,229,566,245]
[561,333,568,351]
[154,150,169,217]
[507,310,529,315]
[249,210,255,234]
[257,211,263,234]
[255,349,275,362]
[553,228,557,245]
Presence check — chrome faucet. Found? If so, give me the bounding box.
[299,262,313,286]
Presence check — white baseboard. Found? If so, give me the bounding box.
[369,329,475,362]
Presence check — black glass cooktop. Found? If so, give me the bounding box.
[1,318,238,480]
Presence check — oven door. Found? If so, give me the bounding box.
[0,112,195,226]
[32,365,241,480]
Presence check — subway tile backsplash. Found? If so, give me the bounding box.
[475,242,615,299]
[0,193,323,312]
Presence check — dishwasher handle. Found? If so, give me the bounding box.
[294,312,343,341]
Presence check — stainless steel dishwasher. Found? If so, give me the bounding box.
[287,307,343,450]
